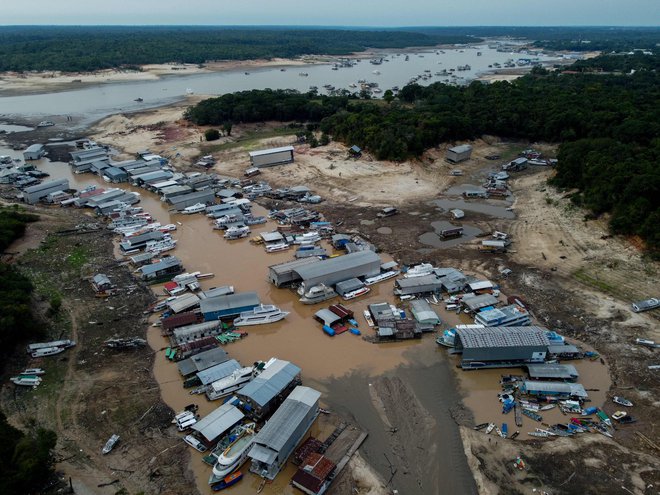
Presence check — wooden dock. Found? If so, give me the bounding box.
[334,430,368,474]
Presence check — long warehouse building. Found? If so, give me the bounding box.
[293,251,382,291]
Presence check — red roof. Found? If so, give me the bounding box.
[328,303,353,319]
[293,437,323,465]
[161,311,201,332]
[291,454,336,494]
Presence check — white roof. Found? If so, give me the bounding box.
[468,280,494,291]
[248,146,294,157]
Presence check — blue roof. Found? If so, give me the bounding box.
[239,360,301,407]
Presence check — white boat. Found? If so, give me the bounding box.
[233,305,289,327]
[209,428,256,484]
[37,120,55,127]
[299,284,338,304]
[145,239,177,254]
[184,434,207,452]
[292,232,321,245]
[224,226,250,240]
[176,412,199,431]
[158,224,177,232]
[181,203,206,214]
[363,310,374,327]
[31,346,66,358]
[403,263,435,278]
[265,242,290,253]
[342,286,370,300]
[206,367,256,400]
[10,375,42,387]
[364,270,400,285]
[436,328,456,347]
[102,434,120,454]
[485,423,495,434]
[21,368,46,376]
[612,396,633,407]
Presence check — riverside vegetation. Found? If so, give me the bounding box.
[185,53,660,253]
[0,207,58,495]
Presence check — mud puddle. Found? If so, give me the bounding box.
[419,220,483,247]
[432,198,514,219]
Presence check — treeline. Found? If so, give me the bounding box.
[0,26,475,72]
[186,66,660,251]
[0,411,57,495]
[570,52,660,73]
[0,207,57,495]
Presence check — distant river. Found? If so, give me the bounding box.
[0,44,561,127]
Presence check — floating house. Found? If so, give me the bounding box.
[138,256,183,282]
[177,347,230,378]
[23,178,69,204]
[462,293,500,313]
[294,251,381,291]
[526,363,579,382]
[120,231,165,253]
[23,144,46,161]
[454,326,551,369]
[171,320,223,345]
[166,293,201,314]
[474,304,530,327]
[410,299,441,326]
[168,190,215,210]
[394,274,444,296]
[237,359,302,420]
[102,167,129,183]
[196,359,242,386]
[91,274,113,293]
[200,292,260,321]
[190,402,245,449]
[291,453,336,495]
[161,311,202,334]
[249,146,295,168]
[445,144,472,163]
[520,381,588,400]
[248,386,321,480]
[434,268,467,293]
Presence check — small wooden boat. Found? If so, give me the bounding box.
[21,368,46,376]
[473,423,489,431]
[485,423,495,434]
[102,434,120,454]
[510,430,520,440]
[521,409,543,422]
[539,404,556,411]
[500,423,508,439]
[134,97,143,102]
[363,310,374,327]
[211,471,243,491]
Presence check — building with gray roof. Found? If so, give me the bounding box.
[462,293,500,313]
[23,144,46,161]
[171,320,222,345]
[248,386,320,480]
[434,267,467,293]
[249,145,294,168]
[410,299,441,326]
[526,363,579,382]
[177,347,230,378]
[294,251,381,290]
[102,167,128,183]
[166,293,202,313]
[455,326,550,369]
[138,256,183,282]
[200,292,260,321]
[521,381,588,399]
[238,359,302,420]
[23,178,69,204]
[268,257,321,287]
[196,359,241,385]
[120,231,164,253]
[191,402,245,448]
[394,274,444,296]
[167,189,215,210]
[446,144,472,163]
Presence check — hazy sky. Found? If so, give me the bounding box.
[2,0,659,26]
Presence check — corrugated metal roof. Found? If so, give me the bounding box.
[196,359,241,385]
[139,256,182,276]
[410,299,440,324]
[251,386,320,451]
[547,344,580,354]
[249,146,294,157]
[239,360,301,407]
[166,293,201,313]
[448,144,472,153]
[468,280,494,291]
[200,292,260,315]
[527,364,579,380]
[269,257,321,275]
[191,403,244,442]
[457,326,550,349]
[522,381,588,398]
[396,274,442,288]
[294,251,381,281]
[177,347,229,376]
[335,278,364,293]
[463,293,499,311]
[314,309,341,326]
[172,320,221,339]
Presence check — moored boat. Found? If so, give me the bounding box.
[31,346,66,358]
[206,368,256,401]
[209,429,255,484]
[403,263,434,278]
[485,423,495,434]
[265,242,290,253]
[10,375,42,387]
[233,305,289,327]
[342,286,370,300]
[181,203,206,215]
[21,368,45,376]
[211,471,243,491]
[364,270,400,285]
[299,284,337,304]
[363,310,374,327]
[474,423,489,431]
[224,226,250,240]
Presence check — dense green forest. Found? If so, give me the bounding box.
[186,59,660,252]
[0,208,57,494]
[570,52,660,72]
[0,411,57,495]
[0,26,475,72]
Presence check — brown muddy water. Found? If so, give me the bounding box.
[16,153,477,495]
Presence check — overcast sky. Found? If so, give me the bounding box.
[2,0,659,26]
